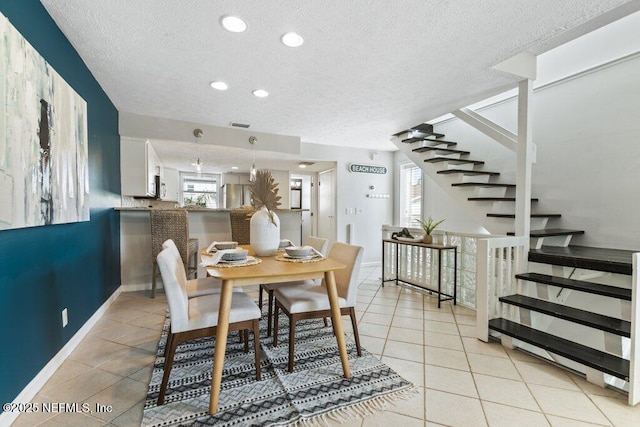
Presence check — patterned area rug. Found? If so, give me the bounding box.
[142,311,416,426]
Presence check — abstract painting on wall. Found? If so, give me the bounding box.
[0,12,89,231]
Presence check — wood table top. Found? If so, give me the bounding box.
[205,246,345,284]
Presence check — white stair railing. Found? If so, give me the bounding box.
[382,225,516,309]
[475,236,529,342]
[630,253,640,405]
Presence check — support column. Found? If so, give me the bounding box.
[515,79,534,238]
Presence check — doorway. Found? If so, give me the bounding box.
[317,169,336,246]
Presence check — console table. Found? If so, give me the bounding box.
[382,238,458,308]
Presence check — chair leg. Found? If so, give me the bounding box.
[288,314,297,373]
[323,317,328,327]
[267,290,274,337]
[349,307,362,357]
[258,285,264,310]
[151,263,157,299]
[158,332,179,405]
[243,330,249,353]
[187,251,198,279]
[252,319,261,381]
[191,253,198,278]
[273,304,280,347]
[163,324,173,358]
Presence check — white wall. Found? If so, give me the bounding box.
[302,143,394,264]
[270,169,291,209]
[411,55,640,250]
[394,151,489,235]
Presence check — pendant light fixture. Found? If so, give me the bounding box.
[192,128,204,174]
[192,158,203,173]
[249,136,257,182]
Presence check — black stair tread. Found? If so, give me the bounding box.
[428,158,483,165]
[438,169,500,176]
[409,123,434,133]
[529,246,635,276]
[427,158,484,165]
[515,272,631,300]
[402,137,457,145]
[506,228,584,237]
[452,182,515,188]
[412,146,468,155]
[488,318,629,380]
[499,294,631,337]
[487,213,561,218]
[470,197,539,202]
[393,123,445,138]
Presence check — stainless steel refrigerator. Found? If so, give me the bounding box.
[222,184,252,208]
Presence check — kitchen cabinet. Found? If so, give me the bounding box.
[221,173,251,185]
[162,167,179,202]
[121,137,160,197]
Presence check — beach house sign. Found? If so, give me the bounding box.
[349,163,387,175]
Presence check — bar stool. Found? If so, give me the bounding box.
[230,207,253,244]
[150,210,198,298]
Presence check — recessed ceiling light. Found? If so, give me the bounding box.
[298,164,307,168]
[210,81,228,90]
[281,32,304,47]
[252,89,269,98]
[221,15,247,33]
[231,166,239,170]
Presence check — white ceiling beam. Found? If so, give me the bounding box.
[492,51,537,80]
[119,112,301,155]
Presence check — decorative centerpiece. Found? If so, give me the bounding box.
[416,217,445,244]
[249,169,282,256]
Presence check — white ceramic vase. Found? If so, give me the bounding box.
[250,206,280,256]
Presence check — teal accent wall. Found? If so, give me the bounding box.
[0,0,121,405]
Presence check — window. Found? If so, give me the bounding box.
[399,163,422,227]
[181,173,219,208]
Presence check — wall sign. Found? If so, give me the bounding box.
[349,163,387,175]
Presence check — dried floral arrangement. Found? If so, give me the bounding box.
[249,169,281,224]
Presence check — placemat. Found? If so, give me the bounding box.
[275,254,324,263]
[204,256,262,268]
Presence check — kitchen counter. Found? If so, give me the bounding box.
[118,207,307,291]
[114,207,308,212]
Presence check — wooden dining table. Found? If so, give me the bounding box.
[204,247,348,414]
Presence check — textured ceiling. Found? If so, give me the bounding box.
[41,0,635,158]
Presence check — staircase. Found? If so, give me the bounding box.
[392,123,584,248]
[491,246,636,397]
[393,123,640,404]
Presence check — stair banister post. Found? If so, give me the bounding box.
[515,78,533,247]
[476,238,490,342]
[630,252,640,405]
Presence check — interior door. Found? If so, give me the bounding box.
[317,169,336,245]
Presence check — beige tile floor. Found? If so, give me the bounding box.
[14,265,640,426]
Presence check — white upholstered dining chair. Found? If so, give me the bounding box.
[273,241,364,372]
[258,236,329,336]
[155,247,262,405]
[162,239,243,297]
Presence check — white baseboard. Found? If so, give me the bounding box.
[0,287,122,426]
[361,261,381,268]
[121,282,158,292]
